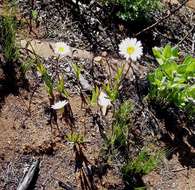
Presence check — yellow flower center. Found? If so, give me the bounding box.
[127,46,135,55]
[58,47,65,53]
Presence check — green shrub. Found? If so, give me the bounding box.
[122,148,164,189]
[100,0,161,21]
[148,44,195,116]
[0,0,18,62]
[110,100,133,148]
[66,132,84,145]
[121,148,164,188]
[122,149,163,175]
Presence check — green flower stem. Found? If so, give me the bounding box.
[56,55,60,81]
[120,60,133,85]
[124,62,132,79]
[105,57,112,82]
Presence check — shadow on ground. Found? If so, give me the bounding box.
[151,103,195,167]
[39,0,162,55]
[0,58,29,111]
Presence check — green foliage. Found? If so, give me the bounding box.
[100,0,161,21]
[20,41,42,74]
[22,55,69,99]
[110,100,133,148]
[152,45,179,65]
[57,76,68,97]
[134,187,146,190]
[90,85,99,105]
[148,45,195,115]
[122,149,164,176]
[37,63,53,97]
[31,10,38,20]
[1,1,18,62]
[72,63,81,80]
[67,132,84,144]
[103,82,118,102]
[20,57,35,74]
[103,65,124,102]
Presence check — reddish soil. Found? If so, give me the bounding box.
[0,85,124,189]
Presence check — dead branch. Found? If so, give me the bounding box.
[17,159,40,190]
[135,0,189,36]
[176,25,195,46]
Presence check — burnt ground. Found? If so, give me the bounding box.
[0,0,195,190]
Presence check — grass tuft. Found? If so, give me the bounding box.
[1,0,19,62]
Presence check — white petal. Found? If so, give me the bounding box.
[98,91,111,115]
[51,100,68,110]
[101,106,107,116]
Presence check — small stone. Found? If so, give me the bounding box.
[187,0,195,10]
[94,56,102,62]
[65,66,71,72]
[101,51,108,57]
[91,132,96,137]
[79,74,92,91]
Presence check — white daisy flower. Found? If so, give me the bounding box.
[119,38,143,61]
[54,42,72,57]
[51,100,68,110]
[98,91,111,116]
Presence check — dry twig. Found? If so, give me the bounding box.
[135,0,189,36]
